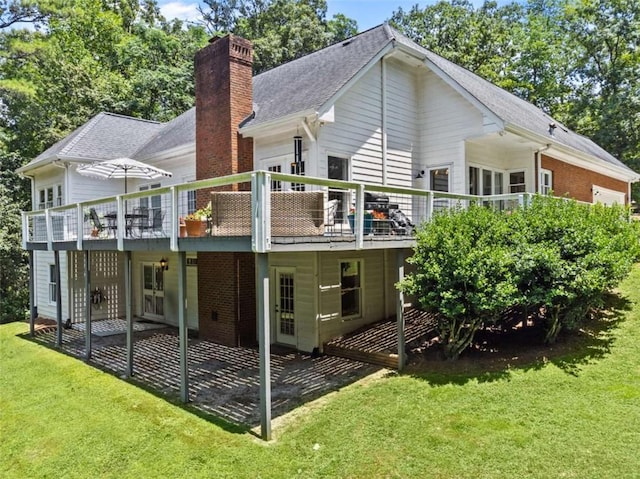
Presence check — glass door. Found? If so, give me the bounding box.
[275,268,296,346]
[142,262,164,319]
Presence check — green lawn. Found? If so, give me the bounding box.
[2,266,640,478]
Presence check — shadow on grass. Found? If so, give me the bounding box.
[17,325,378,436]
[404,292,632,386]
[18,330,250,435]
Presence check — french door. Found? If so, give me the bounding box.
[275,268,296,346]
[142,262,164,319]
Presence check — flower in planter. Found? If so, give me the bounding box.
[184,202,211,222]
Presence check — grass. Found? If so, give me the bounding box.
[2,266,640,478]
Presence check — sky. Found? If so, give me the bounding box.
[157,1,509,32]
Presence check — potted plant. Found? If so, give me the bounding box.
[184,203,211,237]
[347,208,373,235]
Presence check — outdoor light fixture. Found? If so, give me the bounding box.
[415,170,425,179]
[159,258,168,271]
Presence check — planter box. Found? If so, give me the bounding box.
[348,213,373,235]
[184,220,206,237]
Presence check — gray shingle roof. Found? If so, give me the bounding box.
[19,112,163,172]
[245,24,635,176]
[394,31,631,171]
[21,25,637,179]
[134,108,195,160]
[245,25,393,129]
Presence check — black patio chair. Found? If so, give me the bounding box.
[89,208,106,237]
[140,208,165,237]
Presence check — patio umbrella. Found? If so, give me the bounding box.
[76,157,172,193]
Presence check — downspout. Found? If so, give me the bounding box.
[381,57,388,185]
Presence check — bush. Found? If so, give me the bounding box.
[401,204,519,359]
[401,196,640,358]
[511,197,640,343]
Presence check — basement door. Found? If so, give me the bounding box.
[275,267,296,346]
[142,262,165,320]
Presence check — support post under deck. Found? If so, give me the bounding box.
[29,250,35,337]
[177,251,189,403]
[54,250,62,347]
[84,250,92,360]
[396,249,406,371]
[125,251,134,377]
[257,253,271,440]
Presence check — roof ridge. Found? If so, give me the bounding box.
[59,113,104,157]
[101,111,162,125]
[254,24,389,80]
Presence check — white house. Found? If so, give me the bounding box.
[19,24,639,438]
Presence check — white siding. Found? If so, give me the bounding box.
[385,58,419,188]
[268,252,317,352]
[320,63,384,183]
[420,69,485,194]
[33,250,69,321]
[317,249,391,347]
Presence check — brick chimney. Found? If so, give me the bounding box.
[195,34,254,181]
[195,35,256,347]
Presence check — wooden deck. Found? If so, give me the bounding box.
[324,308,438,368]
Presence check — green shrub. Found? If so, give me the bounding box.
[400,204,519,359]
[401,196,640,358]
[511,197,640,343]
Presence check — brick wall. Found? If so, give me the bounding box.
[194,35,257,346]
[542,154,628,203]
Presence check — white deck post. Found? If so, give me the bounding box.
[396,249,406,370]
[355,184,365,249]
[77,204,84,250]
[116,196,124,251]
[28,250,35,337]
[170,186,179,252]
[177,251,189,403]
[257,252,272,440]
[125,251,134,377]
[84,250,92,360]
[54,250,62,347]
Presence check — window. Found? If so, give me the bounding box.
[469,166,480,195]
[38,185,62,209]
[268,165,282,191]
[49,264,57,304]
[328,156,349,221]
[340,260,362,319]
[494,172,504,194]
[469,166,504,195]
[290,161,305,191]
[482,169,493,195]
[509,171,526,193]
[430,168,449,192]
[140,183,162,210]
[540,169,553,195]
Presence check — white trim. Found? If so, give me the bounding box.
[505,124,639,182]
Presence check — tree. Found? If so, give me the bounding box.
[0,0,207,320]
[199,0,358,73]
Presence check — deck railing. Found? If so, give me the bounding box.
[21,171,533,252]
